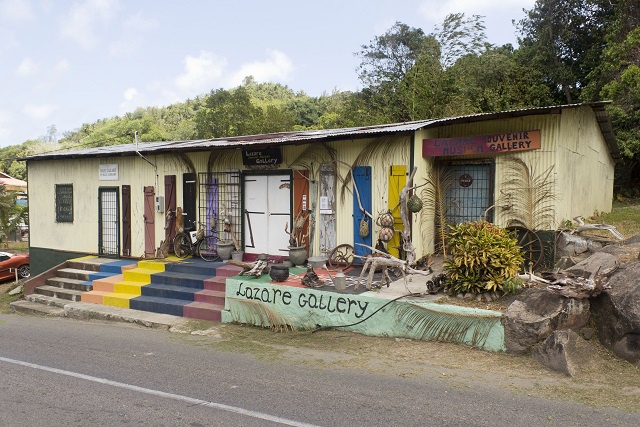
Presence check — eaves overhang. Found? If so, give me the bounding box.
[21,102,620,162]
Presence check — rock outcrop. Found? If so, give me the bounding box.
[591,261,640,367]
[502,288,590,355]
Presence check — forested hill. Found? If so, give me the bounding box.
[1,1,638,193]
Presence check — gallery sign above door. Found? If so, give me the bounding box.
[422,130,541,157]
[242,147,282,167]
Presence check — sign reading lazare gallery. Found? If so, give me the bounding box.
[422,130,541,157]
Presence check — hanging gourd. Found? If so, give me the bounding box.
[377,210,395,228]
[407,194,423,213]
[379,226,394,242]
[359,217,370,238]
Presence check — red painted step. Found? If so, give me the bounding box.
[194,289,225,305]
[183,302,223,322]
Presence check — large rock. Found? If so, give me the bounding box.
[591,261,640,366]
[502,288,590,355]
[556,232,602,257]
[532,329,592,376]
[598,242,640,264]
[565,251,619,279]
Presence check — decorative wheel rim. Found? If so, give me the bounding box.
[506,226,544,271]
[328,244,355,269]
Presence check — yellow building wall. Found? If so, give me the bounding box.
[411,107,614,256]
[554,107,615,222]
[28,155,165,256]
[27,137,411,259]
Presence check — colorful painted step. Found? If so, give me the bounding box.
[183,301,224,322]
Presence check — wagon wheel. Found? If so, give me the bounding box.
[506,226,544,271]
[328,244,355,269]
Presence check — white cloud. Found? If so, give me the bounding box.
[23,103,57,120]
[108,11,158,56]
[174,50,227,94]
[54,59,69,73]
[229,50,293,87]
[15,57,38,76]
[0,0,35,21]
[59,0,119,49]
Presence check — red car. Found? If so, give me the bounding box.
[0,251,29,281]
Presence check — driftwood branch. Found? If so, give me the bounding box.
[355,243,432,290]
[227,259,270,277]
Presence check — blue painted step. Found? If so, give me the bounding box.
[141,283,198,301]
[130,296,189,317]
[163,260,222,276]
[88,272,114,281]
[151,271,210,289]
[100,260,138,274]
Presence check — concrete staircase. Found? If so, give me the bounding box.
[11,256,242,322]
[10,257,134,316]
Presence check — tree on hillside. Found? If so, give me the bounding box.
[516,0,613,104]
[355,15,489,122]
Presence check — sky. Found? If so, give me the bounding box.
[0,0,536,148]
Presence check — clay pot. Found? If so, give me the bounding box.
[217,241,235,260]
[269,265,290,282]
[288,246,307,266]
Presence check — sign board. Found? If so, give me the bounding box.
[55,184,73,223]
[99,163,119,181]
[423,130,541,157]
[242,148,282,166]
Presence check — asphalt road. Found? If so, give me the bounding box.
[1,313,638,427]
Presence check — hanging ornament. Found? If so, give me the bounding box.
[407,194,423,213]
[379,226,394,242]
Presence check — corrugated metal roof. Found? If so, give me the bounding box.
[22,102,618,161]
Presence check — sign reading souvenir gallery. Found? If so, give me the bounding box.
[422,130,541,157]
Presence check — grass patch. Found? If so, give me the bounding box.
[595,199,640,238]
[0,282,21,313]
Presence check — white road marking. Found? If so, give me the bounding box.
[0,356,320,427]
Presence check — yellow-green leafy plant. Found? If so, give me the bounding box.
[444,221,524,295]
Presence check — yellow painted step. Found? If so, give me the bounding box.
[103,293,137,309]
[114,281,147,296]
[136,260,166,272]
[123,268,158,283]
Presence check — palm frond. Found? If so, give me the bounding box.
[393,303,502,348]
[501,157,557,230]
[339,135,408,201]
[208,150,240,173]
[420,163,456,255]
[287,142,336,174]
[227,298,295,332]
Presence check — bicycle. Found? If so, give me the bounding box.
[173,221,220,262]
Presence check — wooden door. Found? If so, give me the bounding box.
[144,186,155,257]
[353,166,372,260]
[164,175,177,246]
[244,174,291,256]
[182,173,196,230]
[388,165,406,258]
[293,170,310,250]
[319,164,336,256]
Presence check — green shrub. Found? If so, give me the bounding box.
[443,221,524,295]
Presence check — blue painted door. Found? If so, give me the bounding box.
[353,166,372,260]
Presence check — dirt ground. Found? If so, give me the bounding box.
[176,320,640,415]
